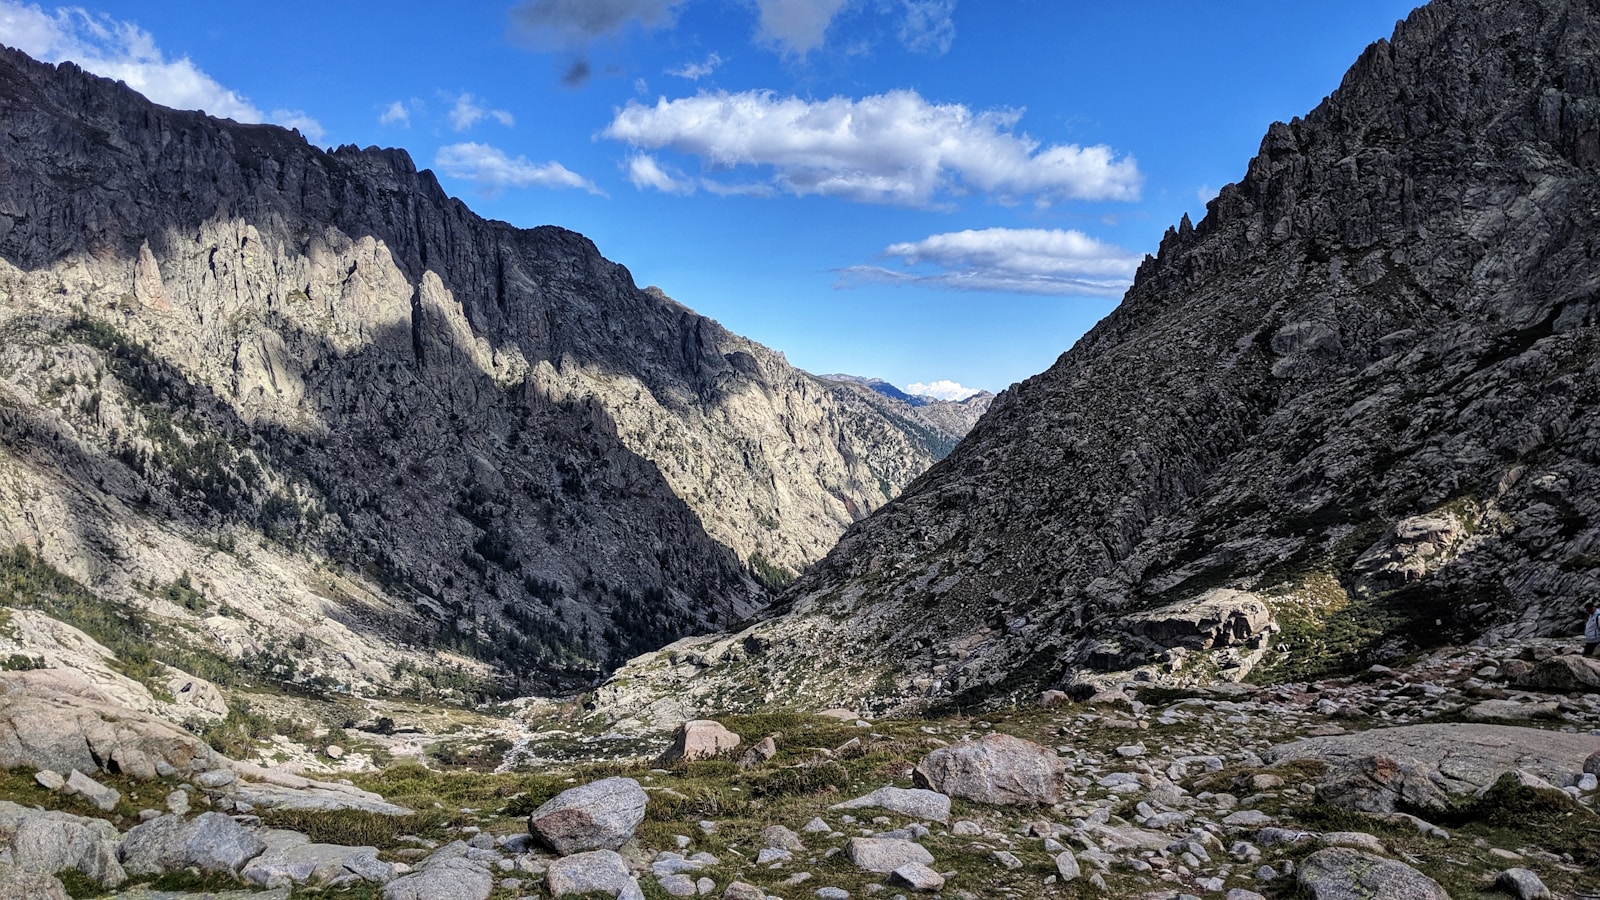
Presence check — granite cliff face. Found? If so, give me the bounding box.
[595,0,1600,721]
[0,46,968,697]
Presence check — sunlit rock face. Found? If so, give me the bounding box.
[0,45,972,693]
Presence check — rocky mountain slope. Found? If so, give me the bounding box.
[595,0,1600,720]
[0,45,971,699]
[816,375,994,458]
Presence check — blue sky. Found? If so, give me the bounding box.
[1,0,1420,398]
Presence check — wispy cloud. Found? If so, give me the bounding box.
[907,379,980,401]
[435,142,604,195]
[668,51,723,80]
[448,93,515,131]
[899,0,956,55]
[839,227,1141,296]
[0,1,322,136]
[751,0,850,58]
[379,99,413,127]
[603,89,1140,207]
[626,154,696,194]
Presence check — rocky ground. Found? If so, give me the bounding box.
[1,638,1597,899]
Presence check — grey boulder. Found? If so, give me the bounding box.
[382,856,493,900]
[0,801,124,887]
[546,848,638,897]
[831,786,951,823]
[846,837,934,873]
[912,733,1063,805]
[1297,847,1449,900]
[528,777,649,855]
[118,812,267,876]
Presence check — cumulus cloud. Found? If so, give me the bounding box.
[668,51,723,80]
[907,379,981,401]
[602,89,1140,207]
[751,0,850,58]
[899,0,956,55]
[0,1,322,136]
[509,0,688,48]
[838,227,1141,296]
[379,100,412,127]
[626,154,695,194]
[448,93,515,131]
[435,142,604,195]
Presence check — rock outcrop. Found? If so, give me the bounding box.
[595,0,1600,715]
[0,43,982,695]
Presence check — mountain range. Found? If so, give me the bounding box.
[0,44,985,701]
[595,0,1600,722]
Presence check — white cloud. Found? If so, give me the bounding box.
[668,51,723,80]
[839,227,1141,296]
[626,154,696,194]
[270,108,325,143]
[907,379,980,401]
[380,100,412,127]
[435,142,604,195]
[0,1,321,136]
[449,93,514,131]
[602,89,1140,207]
[751,0,850,58]
[899,0,956,55]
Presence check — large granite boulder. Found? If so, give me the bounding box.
[913,733,1063,805]
[1297,847,1449,899]
[654,720,741,766]
[1265,723,1597,796]
[118,812,266,876]
[0,801,125,888]
[528,777,649,855]
[0,670,223,779]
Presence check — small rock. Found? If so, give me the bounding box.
[738,735,779,770]
[992,849,1022,869]
[1054,850,1080,880]
[846,837,933,873]
[762,824,805,851]
[802,817,831,833]
[325,744,345,760]
[1495,867,1551,900]
[33,770,65,792]
[888,862,944,891]
[659,873,698,897]
[546,849,636,897]
[831,787,951,823]
[722,881,767,899]
[1222,810,1275,828]
[64,769,119,812]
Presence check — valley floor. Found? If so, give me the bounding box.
[1,638,1599,898]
